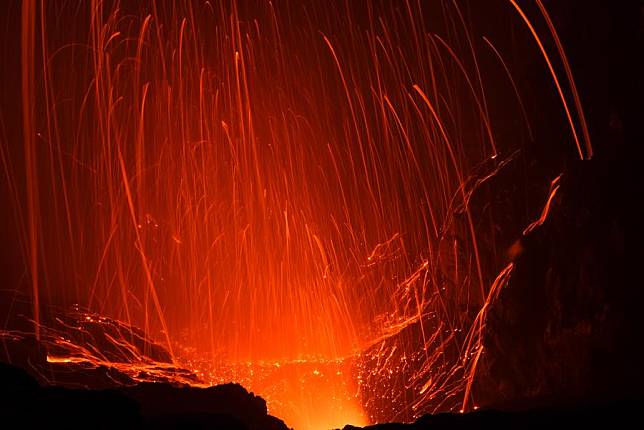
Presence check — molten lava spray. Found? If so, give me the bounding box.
[2,1,590,428]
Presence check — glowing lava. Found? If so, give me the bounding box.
[195,359,368,430]
[2,0,591,428]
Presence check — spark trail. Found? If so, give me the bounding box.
[1,1,590,428]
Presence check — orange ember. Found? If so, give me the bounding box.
[2,0,591,428]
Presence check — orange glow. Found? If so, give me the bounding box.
[2,1,592,428]
[523,174,563,236]
[198,359,368,430]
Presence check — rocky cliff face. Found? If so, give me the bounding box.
[476,156,633,409]
[473,0,640,410]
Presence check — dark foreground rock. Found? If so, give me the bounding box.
[0,362,289,430]
[3,360,639,430]
[0,291,288,429]
[342,399,640,430]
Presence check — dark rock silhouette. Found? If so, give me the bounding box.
[2,359,640,430]
[340,400,639,430]
[0,362,289,430]
[472,0,641,412]
[0,292,289,429]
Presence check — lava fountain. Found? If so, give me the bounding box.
[1,1,590,428]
